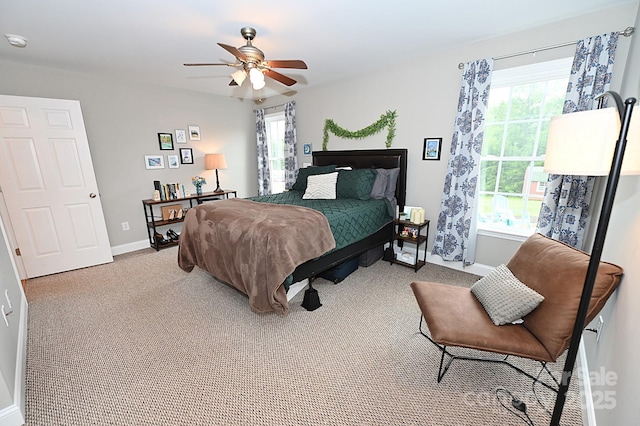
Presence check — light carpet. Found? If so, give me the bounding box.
[23,247,582,425]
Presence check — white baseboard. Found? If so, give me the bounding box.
[286,279,309,302]
[579,339,596,426]
[111,239,151,256]
[0,297,28,426]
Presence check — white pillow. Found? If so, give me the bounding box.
[302,172,338,199]
[470,264,544,326]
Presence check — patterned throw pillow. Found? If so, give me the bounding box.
[302,172,338,199]
[292,165,337,192]
[336,169,376,200]
[470,264,545,326]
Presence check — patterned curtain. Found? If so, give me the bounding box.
[536,32,619,249]
[284,101,299,190]
[255,108,271,196]
[432,59,493,265]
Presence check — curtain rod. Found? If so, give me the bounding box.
[253,100,295,112]
[457,26,635,69]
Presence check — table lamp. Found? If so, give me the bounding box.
[205,153,228,193]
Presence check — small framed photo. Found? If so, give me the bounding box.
[175,129,187,144]
[158,133,174,150]
[423,137,442,160]
[303,143,312,156]
[188,125,200,141]
[180,148,194,164]
[145,155,165,170]
[167,154,180,168]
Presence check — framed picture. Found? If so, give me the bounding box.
[175,129,187,144]
[188,125,200,141]
[158,133,174,150]
[180,148,194,164]
[144,155,164,170]
[423,137,442,160]
[303,143,312,156]
[167,154,180,168]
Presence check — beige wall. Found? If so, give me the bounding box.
[0,62,257,247]
[265,4,637,266]
[1,2,639,424]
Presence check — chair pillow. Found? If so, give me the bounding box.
[292,165,337,192]
[303,172,338,199]
[470,264,544,326]
[336,169,376,200]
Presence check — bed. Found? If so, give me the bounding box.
[177,148,408,314]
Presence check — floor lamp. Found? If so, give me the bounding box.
[544,92,640,425]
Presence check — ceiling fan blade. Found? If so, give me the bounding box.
[183,63,235,67]
[264,60,308,69]
[218,43,248,62]
[264,69,296,86]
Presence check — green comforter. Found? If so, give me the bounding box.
[249,190,393,251]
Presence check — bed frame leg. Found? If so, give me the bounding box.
[301,282,322,311]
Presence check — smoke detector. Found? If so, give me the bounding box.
[4,34,28,48]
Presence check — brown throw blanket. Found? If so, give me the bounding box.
[177,198,336,315]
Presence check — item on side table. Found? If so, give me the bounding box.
[319,256,359,284]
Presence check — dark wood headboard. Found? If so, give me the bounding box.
[312,149,408,210]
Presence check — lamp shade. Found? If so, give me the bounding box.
[544,106,640,176]
[205,153,227,170]
[231,69,247,86]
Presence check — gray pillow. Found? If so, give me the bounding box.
[370,168,400,200]
[470,264,544,326]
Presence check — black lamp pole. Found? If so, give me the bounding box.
[550,93,636,425]
[214,168,223,193]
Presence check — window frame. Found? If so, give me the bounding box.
[477,57,573,238]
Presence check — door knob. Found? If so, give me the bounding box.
[89,193,97,198]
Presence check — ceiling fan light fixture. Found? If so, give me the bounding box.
[249,67,264,84]
[231,69,247,86]
[252,79,266,90]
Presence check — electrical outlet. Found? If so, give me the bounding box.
[121,222,130,231]
[595,315,604,343]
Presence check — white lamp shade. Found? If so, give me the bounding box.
[544,106,640,176]
[231,69,246,86]
[205,153,227,170]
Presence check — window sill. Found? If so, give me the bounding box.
[477,227,532,242]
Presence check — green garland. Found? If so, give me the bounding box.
[322,110,397,150]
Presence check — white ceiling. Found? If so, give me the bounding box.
[1,0,635,101]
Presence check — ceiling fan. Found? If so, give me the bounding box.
[184,27,307,90]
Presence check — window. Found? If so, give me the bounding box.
[265,112,286,194]
[477,58,572,237]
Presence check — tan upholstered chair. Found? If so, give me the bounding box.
[411,233,623,389]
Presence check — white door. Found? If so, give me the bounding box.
[0,95,112,278]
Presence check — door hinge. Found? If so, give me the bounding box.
[15,248,21,256]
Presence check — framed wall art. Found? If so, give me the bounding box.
[167,154,180,168]
[158,132,174,150]
[188,125,200,141]
[145,155,165,170]
[423,137,442,160]
[175,129,187,143]
[180,148,194,164]
[303,143,312,156]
